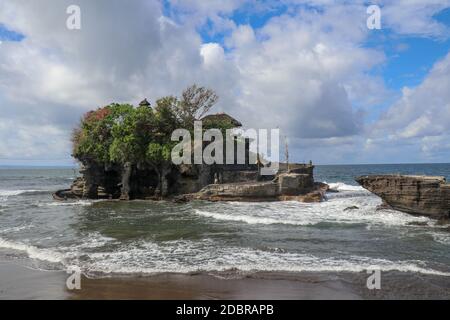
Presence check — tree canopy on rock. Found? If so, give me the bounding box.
[72,85,235,169]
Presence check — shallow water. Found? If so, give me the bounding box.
[0,164,449,280]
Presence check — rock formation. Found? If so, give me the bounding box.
[175,173,328,203]
[356,175,450,220]
[55,96,323,203]
[54,163,324,203]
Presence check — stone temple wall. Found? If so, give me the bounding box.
[58,161,315,201]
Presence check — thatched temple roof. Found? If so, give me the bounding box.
[139,98,150,107]
[201,113,242,128]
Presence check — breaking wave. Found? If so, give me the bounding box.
[0,237,63,264]
[0,237,448,277]
[194,196,432,228]
[327,182,365,192]
[194,209,306,226]
[0,189,51,197]
[1,168,449,285]
[38,200,94,207]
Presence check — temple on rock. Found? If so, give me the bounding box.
[54,92,324,203]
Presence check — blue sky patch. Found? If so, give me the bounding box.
[434,6,450,26]
[365,30,450,91]
[0,24,25,42]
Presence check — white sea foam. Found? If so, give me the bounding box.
[0,237,63,263]
[70,239,450,277]
[0,231,115,264]
[194,196,431,228]
[1,237,448,277]
[0,189,47,197]
[0,176,448,279]
[76,232,117,248]
[325,183,372,200]
[0,224,34,234]
[39,200,94,207]
[431,232,450,245]
[327,182,365,192]
[195,210,305,226]
[0,190,30,197]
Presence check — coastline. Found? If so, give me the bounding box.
[1,165,449,300]
[1,257,449,300]
[71,273,362,300]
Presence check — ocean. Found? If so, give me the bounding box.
[0,164,449,288]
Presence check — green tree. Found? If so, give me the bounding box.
[146,142,174,196]
[174,84,218,129]
[72,105,116,163]
[71,85,227,199]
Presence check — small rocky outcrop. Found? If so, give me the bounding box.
[193,181,279,201]
[356,175,450,220]
[276,173,313,195]
[183,173,328,203]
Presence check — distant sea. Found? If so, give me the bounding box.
[0,163,449,294]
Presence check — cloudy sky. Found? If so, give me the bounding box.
[0,0,449,166]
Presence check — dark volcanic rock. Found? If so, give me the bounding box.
[278,173,314,195]
[406,221,429,227]
[376,202,392,211]
[193,179,327,203]
[356,175,450,220]
[55,162,319,203]
[194,181,279,201]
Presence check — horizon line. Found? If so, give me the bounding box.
[1,162,449,168]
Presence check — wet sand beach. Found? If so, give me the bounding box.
[71,273,362,300]
[0,259,360,299]
[1,258,449,300]
[0,260,69,300]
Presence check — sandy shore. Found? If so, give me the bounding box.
[71,273,363,300]
[1,258,449,299]
[0,260,69,299]
[0,260,360,299]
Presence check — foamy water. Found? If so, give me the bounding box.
[0,189,50,197]
[193,185,432,228]
[0,166,449,279]
[1,235,449,277]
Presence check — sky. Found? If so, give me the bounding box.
[0,0,449,166]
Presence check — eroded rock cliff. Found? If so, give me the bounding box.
[356,175,450,220]
[179,173,328,203]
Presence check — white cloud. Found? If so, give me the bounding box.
[226,8,384,139]
[282,0,450,38]
[381,0,450,39]
[0,0,449,164]
[375,52,450,140]
[0,120,70,161]
[200,43,226,68]
[360,52,450,162]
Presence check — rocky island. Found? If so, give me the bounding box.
[54,85,327,203]
[356,175,450,221]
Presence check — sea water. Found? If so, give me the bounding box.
[0,164,449,279]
